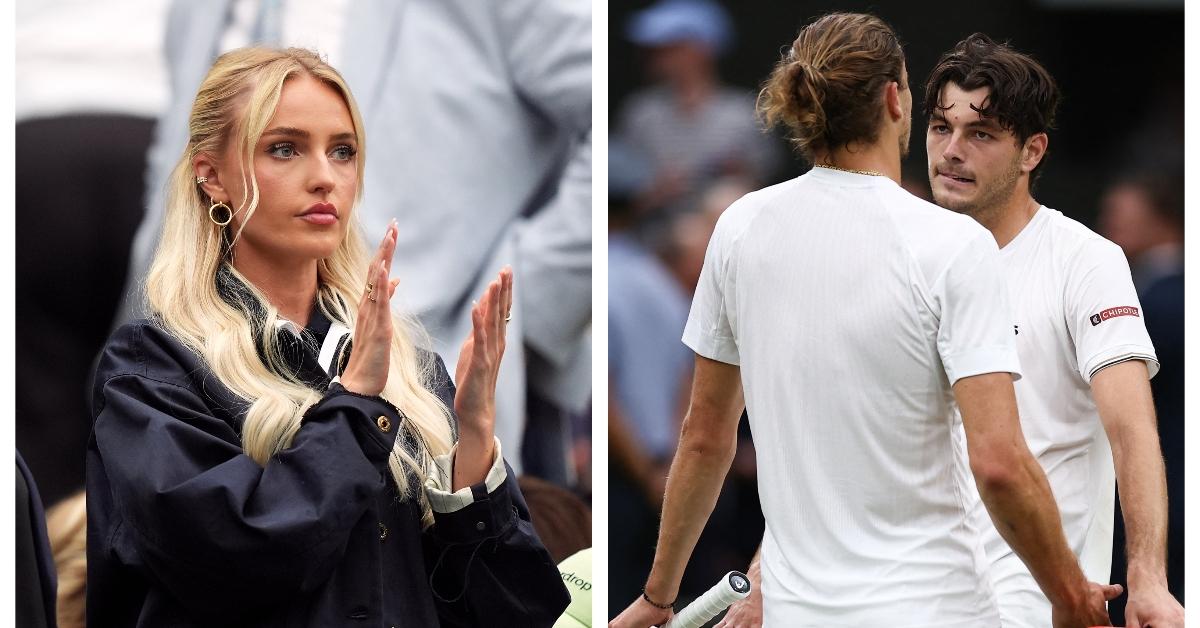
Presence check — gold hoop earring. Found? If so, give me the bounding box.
[209,201,233,226]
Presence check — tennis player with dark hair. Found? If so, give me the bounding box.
[924,34,1183,628]
[610,14,1113,627]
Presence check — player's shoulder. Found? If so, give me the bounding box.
[879,186,995,258]
[96,318,206,390]
[712,177,798,238]
[890,187,986,236]
[1040,206,1126,265]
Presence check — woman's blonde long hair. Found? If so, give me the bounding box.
[145,48,454,520]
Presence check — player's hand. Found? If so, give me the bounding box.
[1051,582,1122,628]
[340,220,401,396]
[714,587,762,627]
[1125,583,1184,628]
[609,596,672,628]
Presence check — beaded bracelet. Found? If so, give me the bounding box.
[641,588,675,610]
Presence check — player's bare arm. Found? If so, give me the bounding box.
[1092,360,1185,628]
[954,372,1119,627]
[610,355,744,628]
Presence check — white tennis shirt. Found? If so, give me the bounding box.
[683,168,1019,626]
[954,205,1158,627]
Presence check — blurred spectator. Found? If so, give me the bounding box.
[17,451,58,628]
[660,177,753,293]
[1099,172,1184,293]
[46,492,87,628]
[1098,171,1185,617]
[518,476,592,564]
[16,0,171,506]
[119,0,592,487]
[617,0,780,217]
[608,139,694,614]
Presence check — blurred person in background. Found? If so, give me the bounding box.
[607,139,695,615]
[613,13,1113,627]
[1098,171,1185,622]
[1099,173,1184,295]
[617,0,781,218]
[119,0,592,489]
[660,177,754,294]
[518,475,593,564]
[16,0,172,507]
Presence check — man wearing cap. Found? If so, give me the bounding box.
[618,0,780,216]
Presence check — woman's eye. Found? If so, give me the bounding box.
[331,145,357,161]
[268,143,297,158]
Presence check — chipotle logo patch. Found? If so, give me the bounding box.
[1090,306,1139,326]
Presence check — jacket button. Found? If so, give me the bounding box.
[379,522,388,541]
[376,415,391,433]
[475,521,486,531]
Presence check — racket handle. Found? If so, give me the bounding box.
[662,571,752,628]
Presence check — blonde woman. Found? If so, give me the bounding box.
[86,48,569,627]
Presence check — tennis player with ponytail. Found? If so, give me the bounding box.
[86,47,568,627]
[611,13,1112,627]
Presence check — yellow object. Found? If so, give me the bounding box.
[553,548,592,628]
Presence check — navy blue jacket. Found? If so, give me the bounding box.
[17,450,58,628]
[86,309,569,627]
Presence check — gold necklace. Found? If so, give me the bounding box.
[814,163,885,177]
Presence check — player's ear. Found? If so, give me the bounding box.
[885,81,904,121]
[1020,133,1048,174]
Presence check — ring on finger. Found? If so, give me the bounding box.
[505,312,512,322]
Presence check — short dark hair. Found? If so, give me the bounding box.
[758,12,905,162]
[925,33,1060,181]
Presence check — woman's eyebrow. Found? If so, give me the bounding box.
[262,127,357,142]
[262,126,309,139]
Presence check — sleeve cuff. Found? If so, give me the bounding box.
[425,436,508,513]
[682,325,739,366]
[1082,346,1160,382]
[308,384,403,466]
[942,346,1023,386]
